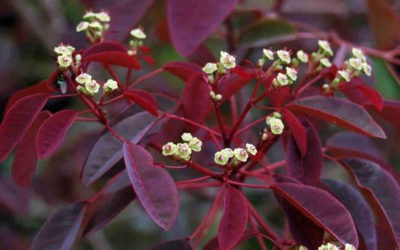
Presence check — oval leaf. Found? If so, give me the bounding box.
[83,51,140,69]
[340,158,400,248]
[285,117,321,185]
[324,179,377,250]
[286,96,386,139]
[272,182,359,247]
[168,0,240,56]
[0,93,49,161]
[82,112,158,185]
[31,202,86,250]
[163,61,202,81]
[281,109,307,157]
[123,142,179,230]
[124,89,159,117]
[12,111,50,187]
[339,78,383,111]
[83,41,126,57]
[182,75,211,125]
[218,186,248,250]
[36,110,77,159]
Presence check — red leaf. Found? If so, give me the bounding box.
[272,183,359,247]
[374,100,400,130]
[218,186,248,250]
[182,75,211,125]
[83,172,135,236]
[204,231,257,250]
[12,111,50,187]
[123,142,179,230]
[163,61,203,81]
[340,158,400,248]
[0,93,49,161]
[36,110,77,159]
[82,112,159,185]
[281,108,307,157]
[285,118,322,185]
[141,54,155,65]
[83,41,126,57]
[219,73,253,102]
[286,96,386,139]
[124,90,159,117]
[269,86,291,107]
[340,78,383,111]
[31,202,86,250]
[324,179,377,250]
[168,0,240,56]
[83,51,141,69]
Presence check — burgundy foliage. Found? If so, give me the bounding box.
[1,1,400,249]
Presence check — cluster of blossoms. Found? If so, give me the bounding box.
[298,243,355,250]
[128,28,147,55]
[265,112,285,135]
[202,51,236,101]
[75,73,118,96]
[162,133,202,161]
[312,40,334,68]
[76,11,110,43]
[54,44,76,69]
[214,143,257,166]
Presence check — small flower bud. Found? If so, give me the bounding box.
[296,50,308,63]
[273,111,282,118]
[75,54,82,64]
[261,132,268,141]
[318,40,333,56]
[188,137,202,152]
[233,148,248,162]
[286,67,298,81]
[338,70,351,82]
[267,117,284,135]
[352,48,366,61]
[263,49,274,60]
[299,246,308,250]
[94,12,110,22]
[209,91,216,99]
[57,55,72,68]
[276,73,289,86]
[85,79,100,95]
[362,63,372,76]
[162,142,176,156]
[130,28,146,39]
[215,94,222,101]
[103,79,118,92]
[76,21,90,32]
[176,143,192,159]
[348,58,362,71]
[320,58,332,68]
[181,133,193,142]
[76,73,92,84]
[277,50,291,64]
[246,143,257,156]
[202,62,217,74]
[220,51,236,69]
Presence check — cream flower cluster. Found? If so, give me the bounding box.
[76,11,110,42]
[202,51,236,77]
[75,73,118,96]
[162,133,202,161]
[54,44,75,69]
[214,143,257,166]
[299,243,355,250]
[128,28,147,55]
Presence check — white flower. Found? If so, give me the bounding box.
[57,55,72,68]
[54,44,75,56]
[85,79,100,95]
[130,28,146,39]
[103,79,118,92]
[76,73,92,85]
[286,67,298,81]
[89,21,103,30]
[267,117,284,135]
[320,58,332,68]
[202,62,217,74]
[181,133,193,142]
[83,11,96,20]
[352,48,366,61]
[338,70,351,82]
[220,51,236,69]
[76,21,89,32]
[318,40,333,56]
[276,73,289,86]
[297,50,308,63]
[348,58,363,70]
[233,148,248,162]
[246,143,257,155]
[277,50,291,64]
[162,142,176,156]
[214,151,229,165]
[362,63,372,76]
[95,12,110,22]
[263,49,274,60]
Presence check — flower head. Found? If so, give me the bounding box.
[267,117,284,135]
[338,70,351,82]
[246,143,257,156]
[352,48,366,61]
[188,137,202,152]
[76,21,90,32]
[130,28,146,39]
[362,63,372,76]
[76,73,92,84]
[220,51,236,69]
[348,58,363,70]
[233,148,248,162]
[277,50,291,64]
[57,55,72,68]
[320,58,332,68]
[103,79,118,92]
[214,151,229,165]
[85,79,100,95]
[318,40,333,56]
[94,12,110,22]
[297,50,308,63]
[286,67,298,81]
[276,73,289,86]
[176,143,192,160]
[263,49,274,60]
[162,142,177,156]
[54,44,75,56]
[202,62,218,74]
